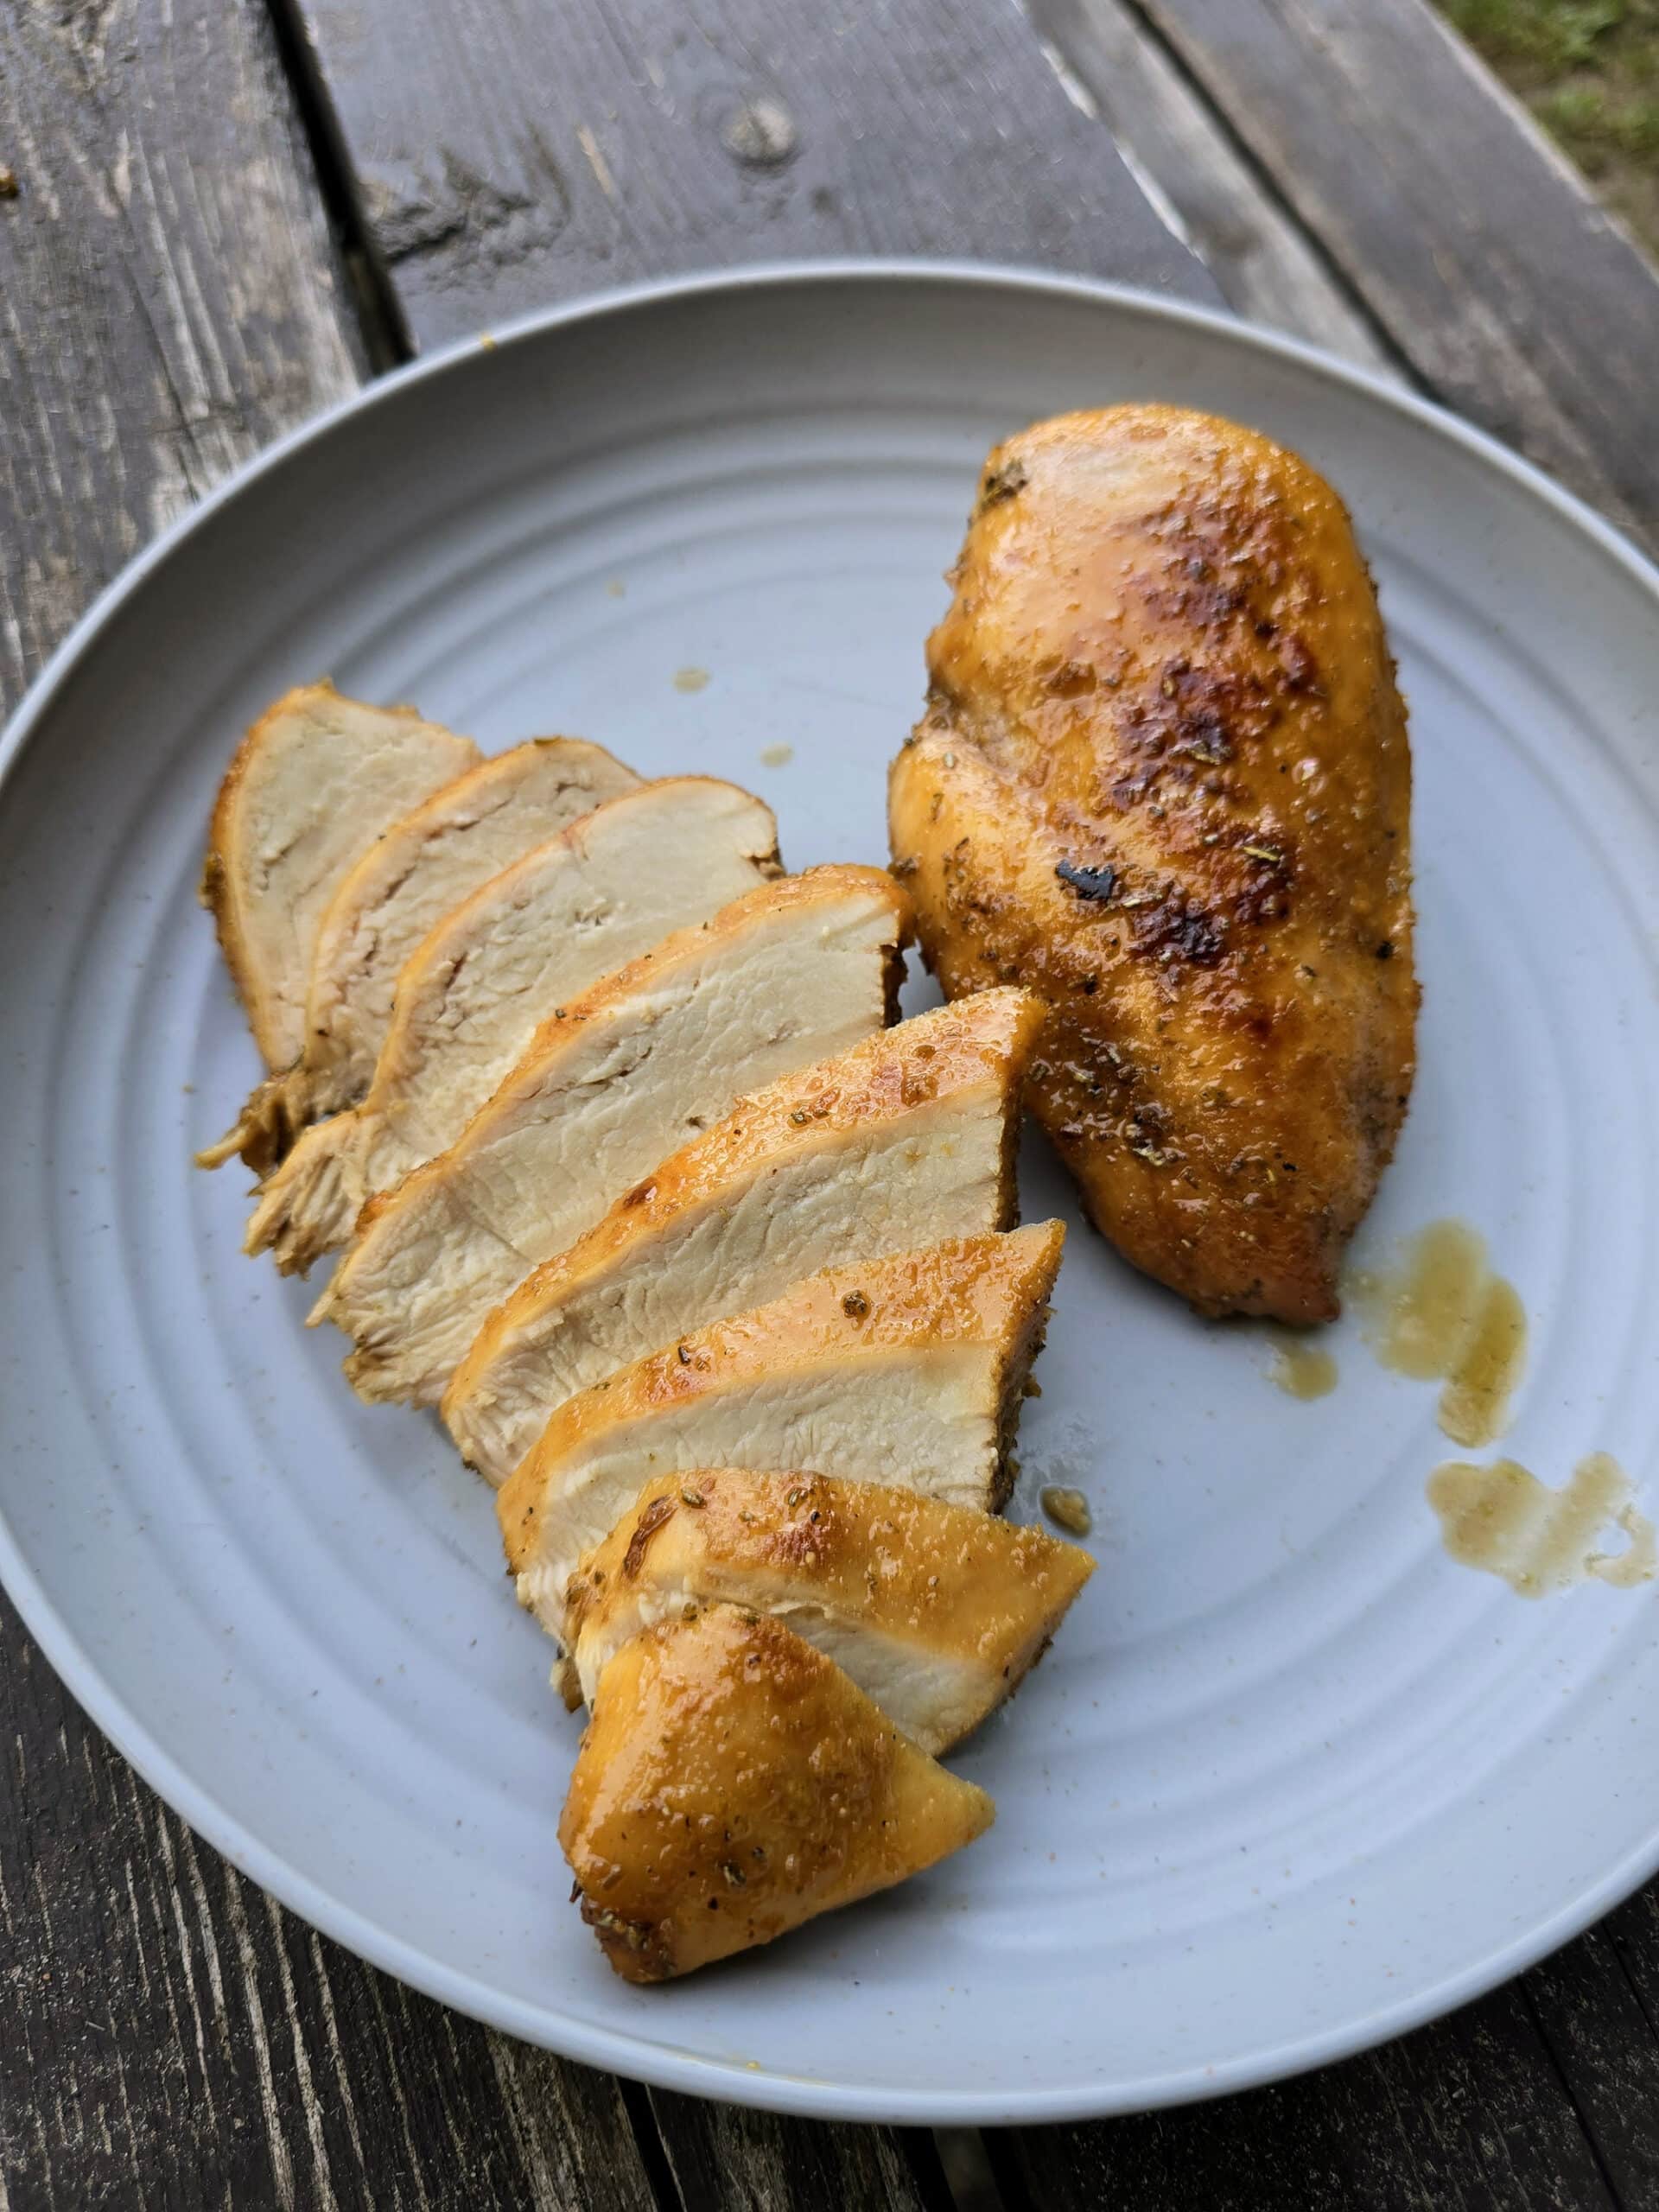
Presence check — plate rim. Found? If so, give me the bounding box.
[5,256,1659,2125]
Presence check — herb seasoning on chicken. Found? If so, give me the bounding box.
[890,404,1417,1321]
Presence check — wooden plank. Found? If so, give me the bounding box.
[648,2091,956,2212]
[1603,1878,1659,2089]
[0,1589,660,2211]
[0,7,664,2205]
[1027,0,1398,373]
[1115,0,1659,543]
[990,1980,1619,2212]
[0,0,364,707]
[281,0,1218,353]
[1522,1907,1659,2208]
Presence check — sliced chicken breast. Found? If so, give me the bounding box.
[207,737,640,1173]
[245,779,780,1274]
[563,1468,1095,1750]
[561,1603,994,1983]
[436,988,1041,1452]
[495,1223,1066,1635]
[321,867,912,1405]
[200,682,478,1075]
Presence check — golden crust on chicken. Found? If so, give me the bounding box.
[563,1467,1093,1750]
[561,1605,994,1981]
[891,404,1416,1321]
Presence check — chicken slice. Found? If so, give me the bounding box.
[495,1224,1065,1633]
[890,404,1416,1322]
[245,779,779,1274]
[561,1604,994,1982]
[320,867,913,1406]
[562,1468,1094,1749]
[200,682,478,1074]
[435,987,1041,1452]
[206,737,640,1173]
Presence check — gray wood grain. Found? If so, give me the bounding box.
[0,0,362,706]
[0,6,662,2205]
[1523,1906,1659,2208]
[0,1590,658,2211]
[1027,0,1398,373]
[1117,0,1659,545]
[990,1979,1621,2212]
[649,2092,955,2211]
[281,0,1218,353]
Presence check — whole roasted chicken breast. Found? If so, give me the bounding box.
[891,404,1416,1322]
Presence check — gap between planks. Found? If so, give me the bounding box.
[1027,0,1408,375]
[1116,0,1659,549]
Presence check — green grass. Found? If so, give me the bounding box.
[1439,0,1659,249]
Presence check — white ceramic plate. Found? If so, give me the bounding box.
[3,265,1658,2125]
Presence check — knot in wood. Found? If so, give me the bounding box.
[721,98,798,168]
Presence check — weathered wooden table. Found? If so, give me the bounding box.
[6,1,1659,2203]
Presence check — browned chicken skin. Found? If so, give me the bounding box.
[561,1605,994,1982]
[890,404,1416,1322]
